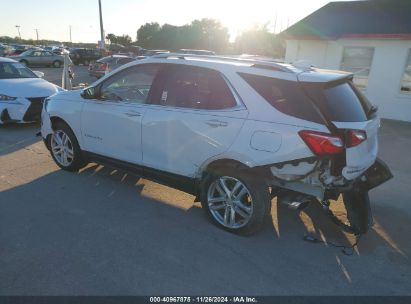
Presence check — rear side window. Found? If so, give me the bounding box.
[303,81,371,122]
[157,65,237,110]
[239,73,323,123]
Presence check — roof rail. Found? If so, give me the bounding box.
[150,53,294,73]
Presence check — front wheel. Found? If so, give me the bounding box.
[201,170,271,235]
[48,121,87,172]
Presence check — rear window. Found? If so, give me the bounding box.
[239,73,323,123]
[303,81,372,122]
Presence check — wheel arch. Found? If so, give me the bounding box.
[49,116,80,144]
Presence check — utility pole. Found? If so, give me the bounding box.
[15,25,21,39]
[98,0,105,49]
[34,28,39,42]
[69,25,72,43]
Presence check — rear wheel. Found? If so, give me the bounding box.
[48,121,87,172]
[53,60,62,68]
[201,169,270,235]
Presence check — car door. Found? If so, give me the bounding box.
[41,51,54,65]
[81,63,161,164]
[29,51,43,65]
[142,64,248,177]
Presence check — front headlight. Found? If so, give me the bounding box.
[0,94,17,101]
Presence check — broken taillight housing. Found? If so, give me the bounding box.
[346,129,367,148]
[299,130,344,155]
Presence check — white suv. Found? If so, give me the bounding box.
[41,54,392,235]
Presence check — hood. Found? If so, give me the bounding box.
[49,89,83,101]
[0,78,60,98]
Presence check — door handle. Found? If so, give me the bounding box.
[205,119,228,128]
[124,110,142,117]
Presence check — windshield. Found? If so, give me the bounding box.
[0,62,38,79]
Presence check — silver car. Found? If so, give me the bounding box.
[10,50,64,68]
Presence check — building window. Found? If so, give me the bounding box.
[340,47,375,89]
[400,50,411,93]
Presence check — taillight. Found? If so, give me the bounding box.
[299,130,344,155]
[96,63,107,70]
[346,129,367,148]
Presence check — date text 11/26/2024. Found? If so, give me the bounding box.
[149,297,258,303]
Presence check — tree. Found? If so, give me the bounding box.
[189,19,229,52]
[105,33,117,44]
[136,19,229,52]
[234,24,284,57]
[136,22,160,49]
[105,33,132,46]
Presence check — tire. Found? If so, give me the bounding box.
[200,169,271,235]
[20,60,28,66]
[48,121,87,172]
[53,60,62,68]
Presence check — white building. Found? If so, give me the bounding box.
[283,0,411,122]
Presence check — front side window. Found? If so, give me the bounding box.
[340,47,375,89]
[158,65,237,110]
[32,51,42,57]
[99,64,160,103]
[400,49,411,93]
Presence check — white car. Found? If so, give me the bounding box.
[41,54,392,235]
[0,57,61,124]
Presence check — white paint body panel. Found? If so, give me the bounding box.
[142,105,248,177]
[334,118,380,180]
[81,100,146,164]
[41,57,378,188]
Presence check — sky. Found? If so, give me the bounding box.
[0,0,352,43]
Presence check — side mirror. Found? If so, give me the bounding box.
[81,87,97,99]
[33,71,44,78]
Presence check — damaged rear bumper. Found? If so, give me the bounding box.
[265,158,392,200]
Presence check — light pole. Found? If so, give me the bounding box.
[15,25,21,39]
[98,0,105,49]
[34,29,39,42]
[69,25,72,43]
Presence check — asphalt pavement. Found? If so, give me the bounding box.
[35,65,97,87]
[0,68,410,295]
